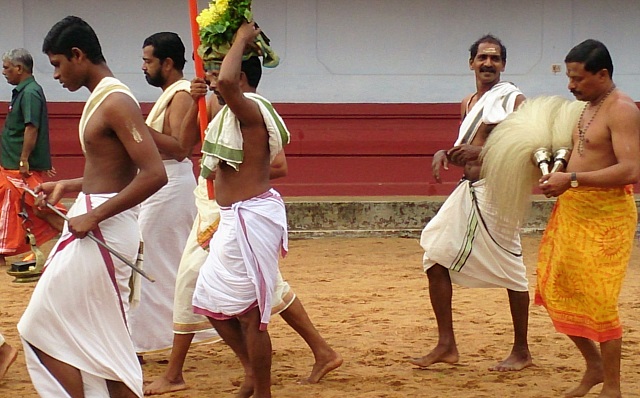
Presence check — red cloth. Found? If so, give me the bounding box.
[0,168,64,256]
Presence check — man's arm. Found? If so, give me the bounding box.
[514,93,526,109]
[448,93,526,166]
[20,123,37,175]
[217,22,264,128]
[432,96,475,182]
[269,150,287,179]
[35,177,83,208]
[148,91,200,161]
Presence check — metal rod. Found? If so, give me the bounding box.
[23,187,154,282]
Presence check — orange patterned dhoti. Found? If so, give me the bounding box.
[535,186,637,342]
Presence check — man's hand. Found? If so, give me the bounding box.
[35,181,66,208]
[446,144,482,166]
[19,159,30,177]
[190,77,208,102]
[67,212,100,239]
[432,150,449,183]
[539,172,571,198]
[234,21,262,50]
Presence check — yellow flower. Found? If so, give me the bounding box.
[196,0,230,29]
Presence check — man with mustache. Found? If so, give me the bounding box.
[128,31,203,359]
[410,34,533,372]
[537,39,640,398]
[0,48,62,267]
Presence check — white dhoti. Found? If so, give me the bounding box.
[193,189,288,330]
[173,177,222,339]
[18,192,143,397]
[175,179,295,336]
[128,159,197,354]
[421,179,528,292]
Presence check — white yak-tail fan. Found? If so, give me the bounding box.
[480,96,568,227]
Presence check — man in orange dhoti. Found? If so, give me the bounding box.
[537,39,640,398]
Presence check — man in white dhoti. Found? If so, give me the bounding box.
[128,32,199,356]
[144,69,342,395]
[17,16,167,398]
[188,21,296,397]
[410,35,533,372]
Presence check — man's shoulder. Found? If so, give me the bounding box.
[88,92,140,127]
[21,78,46,98]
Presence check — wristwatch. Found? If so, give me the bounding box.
[570,172,579,188]
[19,160,25,167]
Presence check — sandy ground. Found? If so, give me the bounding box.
[1,235,639,397]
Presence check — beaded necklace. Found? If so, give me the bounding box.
[577,85,615,156]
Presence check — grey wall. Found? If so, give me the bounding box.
[1,0,639,103]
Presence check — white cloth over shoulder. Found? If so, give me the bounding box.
[455,81,522,146]
[193,189,288,330]
[421,180,528,291]
[145,79,190,132]
[200,93,290,178]
[78,77,139,153]
[18,193,143,397]
[129,159,197,353]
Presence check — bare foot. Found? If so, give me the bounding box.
[489,349,533,372]
[597,388,621,398]
[409,344,459,368]
[235,377,254,398]
[0,343,18,380]
[299,351,343,384]
[564,366,604,397]
[143,376,187,396]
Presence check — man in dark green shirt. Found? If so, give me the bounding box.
[2,48,51,173]
[0,48,59,266]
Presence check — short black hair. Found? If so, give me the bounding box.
[469,34,507,62]
[241,57,262,89]
[42,16,106,64]
[143,32,187,72]
[564,39,614,78]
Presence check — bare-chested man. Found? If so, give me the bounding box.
[144,63,341,396]
[17,16,167,398]
[537,39,640,398]
[128,31,200,358]
[189,21,291,398]
[410,34,533,372]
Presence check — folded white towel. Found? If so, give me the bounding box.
[201,93,290,177]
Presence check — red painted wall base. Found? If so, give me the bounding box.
[4,102,636,197]
[1,102,463,196]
